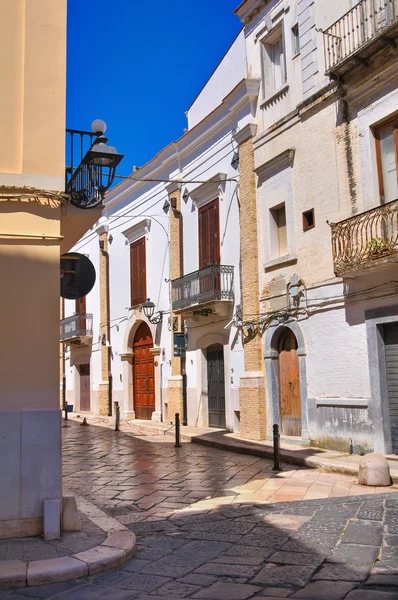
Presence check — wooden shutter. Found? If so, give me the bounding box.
[199,199,220,268]
[130,237,146,306]
[75,296,86,314]
[277,206,288,256]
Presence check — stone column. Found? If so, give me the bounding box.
[236,124,267,441]
[97,222,111,416]
[150,346,162,422]
[166,182,184,421]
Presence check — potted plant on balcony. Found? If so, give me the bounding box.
[366,237,389,259]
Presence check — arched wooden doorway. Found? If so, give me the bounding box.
[278,328,302,436]
[133,322,155,420]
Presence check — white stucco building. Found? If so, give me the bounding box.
[63,0,398,455]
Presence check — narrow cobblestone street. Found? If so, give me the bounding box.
[1,421,398,599]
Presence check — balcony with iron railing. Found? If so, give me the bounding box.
[60,313,93,343]
[329,199,398,276]
[171,264,234,317]
[323,0,398,75]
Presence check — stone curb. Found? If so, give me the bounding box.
[190,434,398,484]
[0,494,136,589]
[68,416,398,485]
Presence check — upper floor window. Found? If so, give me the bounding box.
[292,24,300,56]
[198,198,220,268]
[130,237,146,307]
[272,37,284,90]
[375,117,398,204]
[271,204,288,258]
[261,25,287,99]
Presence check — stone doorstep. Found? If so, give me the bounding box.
[0,499,136,590]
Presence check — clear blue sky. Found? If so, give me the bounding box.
[66,1,242,177]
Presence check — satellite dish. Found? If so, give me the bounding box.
[60,252,96,300]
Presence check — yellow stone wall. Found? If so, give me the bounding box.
[238,133,267,440]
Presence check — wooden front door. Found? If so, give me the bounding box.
[133,322,155,420]
[207,344,226,429]
[79,363,90,411]
[278,329,302,436]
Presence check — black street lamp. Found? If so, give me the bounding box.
[66,120,124,209]
[142,298,163,324]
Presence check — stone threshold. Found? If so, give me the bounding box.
[0,492,136,590]
[69,414,398,485]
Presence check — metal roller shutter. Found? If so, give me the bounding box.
[384,323,398,453]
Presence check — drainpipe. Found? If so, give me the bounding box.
[108,370,113,417]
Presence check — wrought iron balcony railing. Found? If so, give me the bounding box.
[171,265,234,312]
[60,313,93,342]
[324,0,398,72]
[330,199,398,276]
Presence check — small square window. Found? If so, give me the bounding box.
[292,24,300,55]
[302,209,315,231]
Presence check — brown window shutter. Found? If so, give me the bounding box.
[198,199,220,268]
[138,236,146,304]
[130,237,146,306]
[199,206,209,268]
[277,206,288,256]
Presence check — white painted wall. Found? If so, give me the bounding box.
[187,30,247,130]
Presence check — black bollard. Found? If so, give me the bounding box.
[175,413,181,448]
[64,400,68,421]
[273,424,282,471]
[114,401,120,431]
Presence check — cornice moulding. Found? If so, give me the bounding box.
[165,181,182,195]
[191,173,227,208]
[105,79,260,211]
[255,149,295,180]
[122,218,151,243]
[234,122,258,145]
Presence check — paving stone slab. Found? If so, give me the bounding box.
[345,591,398,600]
[299,517,348,535]
[365,574,398,586]
[113,572,172,592]
[139,555,205,578]
[372,561,398,574]
[177,574,218,586]
[14,581,82,598]
[317,503,361,518]
[290,580,356,599]
[212,555,264,566]
[225,544,273,559]
[381,546,398,561]
[312,563,371,581]
[252,565,316,587]
[194,563,258,579]
[328,543,379,565]
[340,521,383,546]
[385,535,398,546]
[268,551,323,567]
[255,588,292,597]
[54,584,138,599]
[356,502,384,521]
[191,581,262,599]
[151,580,201,597]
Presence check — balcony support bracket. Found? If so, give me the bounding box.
[193,309,213,317]
[353,56,369,67]
[380,36,397,49]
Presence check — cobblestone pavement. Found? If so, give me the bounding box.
[1,421,397,599]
